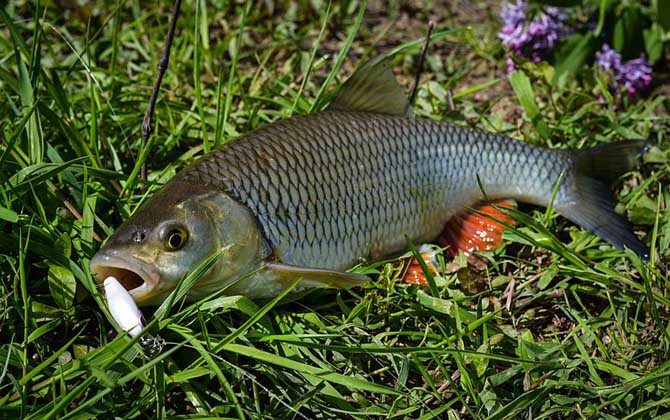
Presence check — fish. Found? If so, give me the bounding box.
[90,55,649,306]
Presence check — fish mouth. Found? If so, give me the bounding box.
[90,253,160,303]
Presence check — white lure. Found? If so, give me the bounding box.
[104,276,144,337]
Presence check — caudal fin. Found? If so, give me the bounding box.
[557,140,650,260]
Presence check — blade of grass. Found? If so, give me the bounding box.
[309,0,367,112]
[215,0,251,148]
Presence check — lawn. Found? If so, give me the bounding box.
[1,1,669,418]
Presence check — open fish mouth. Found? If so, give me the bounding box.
[90,254,159,300]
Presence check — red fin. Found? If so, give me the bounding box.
[402,201,517,286]
[404,261,429,286]
[438,200,517,259]
[403,245,439,287]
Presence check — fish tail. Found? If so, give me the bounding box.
[556,140,650,259]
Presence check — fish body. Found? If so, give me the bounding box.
[91,55,648,306]
[179,111,567,270]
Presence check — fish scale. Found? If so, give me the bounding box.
[177,110,566,270]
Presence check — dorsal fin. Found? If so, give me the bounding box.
[329,54,412,117]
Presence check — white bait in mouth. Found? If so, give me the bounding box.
[104,276,144,337]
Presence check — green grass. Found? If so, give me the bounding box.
[1,1,669,418]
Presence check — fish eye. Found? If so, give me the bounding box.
[164,227,188,251]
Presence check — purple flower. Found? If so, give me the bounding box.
[499,1,530,57]
[500,0,526,28]
[595,44,621,72]
[499,1,567,63]
[596,44,652,97]
[620,57,652,96]
[505,55,516,74]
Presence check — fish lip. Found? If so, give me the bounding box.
[90,252,160,301]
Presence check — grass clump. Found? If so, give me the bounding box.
[1,1,669,418]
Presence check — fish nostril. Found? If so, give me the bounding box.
[131,229,148,243]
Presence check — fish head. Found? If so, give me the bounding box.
[90,181,267,306]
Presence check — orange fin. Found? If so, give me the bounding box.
[404,262,428,286]
[403,245,439,287]
[438,200,517,259]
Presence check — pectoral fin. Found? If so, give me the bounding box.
[266,263,369,289]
